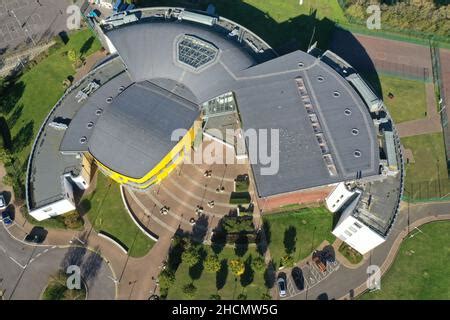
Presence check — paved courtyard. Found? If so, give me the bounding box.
[124,140,256,242]
[0,0,70,56]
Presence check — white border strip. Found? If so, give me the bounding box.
[120,185,159,242]
[97,232,128,254]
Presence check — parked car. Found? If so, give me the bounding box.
[277,273,287,298]
[1,211,12,226]
[291,267,305,291]
[0,194,6,210]
[24,227,47,244]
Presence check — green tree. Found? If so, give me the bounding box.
[280,255,294,268]
[158,269,175,290]
[204,254,221,273]
[229,259,245,277]
[209,294,221,300]
[251,255,266,273]
[67,49,78,62]
[237,293,247,300]
[182,283,197,298]
[261,292,272,300]
[182,246,200,267]
[0,148,13,166]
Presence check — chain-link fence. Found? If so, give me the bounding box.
[372,59,431,82]
[403,179,450,202]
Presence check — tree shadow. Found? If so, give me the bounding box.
[0,80,25,115]
[215,259,228,291]
[211,241,225,254]
[148,0,336,53]
[192,213,209,243]
[12,120,33,153]
[234,232,248,257]
[189,246,207,281]
[60,246,87,271]
[78,198,92,217]
[58,31,69,45]
[167,234,186,272]
[6,104,23,129]
[0,116,12,150]
[283,226,296,255]
[329,27,382,98]
[240,256,254,287]
[82,247,104,285]
[80,37,95,57]
[263,260,276,289]
[257,220,270,256]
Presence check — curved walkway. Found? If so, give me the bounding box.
[0,222,117,300]
[339,213,450,300]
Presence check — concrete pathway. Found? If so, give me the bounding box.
[0,41,56,76]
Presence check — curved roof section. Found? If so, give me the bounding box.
[106,21,257,103]
[89,80,199,179]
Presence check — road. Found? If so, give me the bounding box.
[0,220,116,300]
[284,201,450,300]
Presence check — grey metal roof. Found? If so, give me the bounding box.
[28,57,128,209]
[88,81,199,178]
[353,175,401,236]
[32,19,381,201]
[232,51,379,197]
[60,70,133,152]
[101,20,379,196]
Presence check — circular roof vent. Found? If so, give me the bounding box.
[95,108,103,116]
[80,136,88,144]
[298,62,304,67]
[317,76,325,82]
[333,91,341,97]
[106,97,113,103]
[87,121,94,129]
[351,128,359,136]
[344,108,352,116]
[118,86,125,93]
[354,150,362,158]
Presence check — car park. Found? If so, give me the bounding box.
[1,211,12,226]
[0,194,6,210]
[277,273,287,298]
[24,227,47,244]
[291,267,305,291]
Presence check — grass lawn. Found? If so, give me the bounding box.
[166,245,268,300]
[145,0,346,50]
[401,133,449,200]
[84,173,154,258]
[379,74,427,123]
[6,28,101,164]
[42,272,87,300]
[361,221,450,300]
[263,206,335,268]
